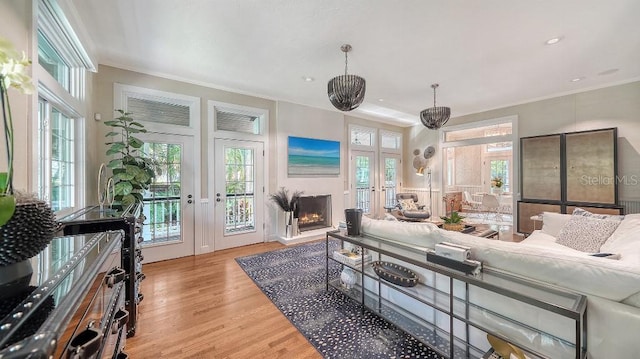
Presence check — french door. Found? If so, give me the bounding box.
[351,151,401,218]
[138,133,196,263]
[213,139,265,250]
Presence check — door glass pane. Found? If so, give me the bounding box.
[142,143,182,245]
[384,158,398,207]
[355,155,371,212]
[50,108,74,212]
[224,147,256,234]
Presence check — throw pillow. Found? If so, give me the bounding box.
[571,207,624,221]
[541,212,572,237]
[556,215,622,253]
[398,199,418,211]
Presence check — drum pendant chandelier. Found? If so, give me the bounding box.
[328,44,366,111]
[420,83,451,130]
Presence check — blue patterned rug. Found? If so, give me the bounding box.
[235,240,445,359]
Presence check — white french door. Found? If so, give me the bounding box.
[213,139,265,250]
[138,133,196,263]
[352,151,376,215]
[351,151,401,218]
[380,153,402,212]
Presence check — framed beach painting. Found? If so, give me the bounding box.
[288,136,340,176]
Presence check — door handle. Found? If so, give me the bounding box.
[216,198,221,202]
[187,199,193,204]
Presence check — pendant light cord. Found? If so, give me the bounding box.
[344,51,349,76]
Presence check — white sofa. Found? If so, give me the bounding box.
[359,213,640,359]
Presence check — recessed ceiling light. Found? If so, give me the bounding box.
[545,37,562,45]
[570,77,585,82]
[302,76,314,82]
[377,98,384,102]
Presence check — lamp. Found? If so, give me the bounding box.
[412,147,436,214]
[328,44,366,111]
[420,84,451,130]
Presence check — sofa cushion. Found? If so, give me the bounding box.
[541,212,571,237]
[556,214,622,253]
[601,214,640,263]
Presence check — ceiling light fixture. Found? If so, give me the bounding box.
[303,76,315,82]
[420,84,451,130]
[570,77,584,82]
[327,44,366,111]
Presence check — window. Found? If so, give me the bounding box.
[38,99,76,212]
[350,126,375,147]
[380,131,401,150]
[35,0,94,213]
[37,31,71,92]
[490,159,510,192]
[444,122,512,142]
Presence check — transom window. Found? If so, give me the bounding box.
[350,126,375,147]
[37,31,71,92]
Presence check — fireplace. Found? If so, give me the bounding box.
[298,195,332,232]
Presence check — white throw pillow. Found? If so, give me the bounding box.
[399,199,418,211]
[541,212,572,238]
[556,215,622,253]
[571,207,624,221]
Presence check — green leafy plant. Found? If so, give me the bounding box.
[105,110,157,207]
[0,37,34,225]
[440,211,465,224]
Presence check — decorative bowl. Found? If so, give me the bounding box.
[371,261,419,287]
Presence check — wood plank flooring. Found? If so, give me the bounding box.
[125,242,322,359]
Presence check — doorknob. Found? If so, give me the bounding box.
[216,198,221,202]
[187,199,193,204]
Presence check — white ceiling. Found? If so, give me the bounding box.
[71,0,640,127]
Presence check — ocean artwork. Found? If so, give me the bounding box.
[288,136,340,176]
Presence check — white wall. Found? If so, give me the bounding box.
[0,1,33,192]
[407,81,640,202]
[273,101,346,236]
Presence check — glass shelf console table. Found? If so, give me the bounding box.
[326,230,587,359]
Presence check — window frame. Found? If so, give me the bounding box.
[33,0,94,216]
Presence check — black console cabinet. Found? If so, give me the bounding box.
[59,204,145,338]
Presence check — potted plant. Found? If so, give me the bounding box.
[104,110,158,207]
[440,211,466,231]
[441,196,465,231]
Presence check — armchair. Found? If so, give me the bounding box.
[391,193,431,221]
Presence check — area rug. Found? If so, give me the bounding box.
[235,240,445,359]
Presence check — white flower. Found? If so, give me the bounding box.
[0,38,33,94]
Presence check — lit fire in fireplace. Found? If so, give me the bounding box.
[299,213,324,225]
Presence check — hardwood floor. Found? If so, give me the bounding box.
[125,242,322,359]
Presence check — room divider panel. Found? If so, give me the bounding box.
[518,128,622,234]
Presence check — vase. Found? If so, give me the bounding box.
[0,199,58,266]
[292,217,299,236]
[0,198,56,300]
[340,266,357,290]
